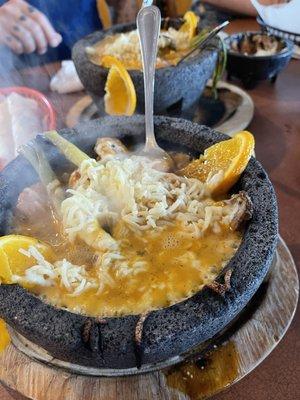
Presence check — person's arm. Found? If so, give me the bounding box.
[0,0,62,55]
[202,0,288,17]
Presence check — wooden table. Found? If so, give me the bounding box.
[0,18,299,400]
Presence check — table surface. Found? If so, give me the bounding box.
[0,18,299,400]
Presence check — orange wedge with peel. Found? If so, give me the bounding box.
[0,248,11,284]
[102,55,137,116]
[179,131,255,195]
[0,235,55,283]
[179,11,199,41]
[175,1,193,16]
[0,319,10,353]
[97,0,112,29]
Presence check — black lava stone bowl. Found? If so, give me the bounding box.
[72,20,219,114]
[225,32,293,89]
[0,116,278,372]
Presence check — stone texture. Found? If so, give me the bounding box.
[0,116,278,370]
[72,23,219,114]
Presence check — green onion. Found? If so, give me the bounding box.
[45,130,90,167]
[189,29,227,100]
[19,142,65,215]
[20,142,57,186]
[212,36,227,100]
[190,29,209,49]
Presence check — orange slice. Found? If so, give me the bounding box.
[102,55,137,116]
[0,319,10,353]
[179,131,255,195]
[97,0,112,29]
[175,1,193,16]
[0,248,11,284]
[179,11,199,41]
[0,235,55,283]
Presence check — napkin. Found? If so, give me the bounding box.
[251,0,300,34]
[50,61,84,94]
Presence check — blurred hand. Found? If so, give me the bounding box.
[258,0,291,4]
[0,0,62,55]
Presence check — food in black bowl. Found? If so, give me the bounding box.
[0,116,278,373]
[225,32,293,89]
[72,13,219,115]
[257,16,300,46]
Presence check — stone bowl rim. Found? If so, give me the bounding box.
[225,31,294,61]
[72,19,220,80]
[0,115,278,370]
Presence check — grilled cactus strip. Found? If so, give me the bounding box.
[45,130,90,167]
[212,36,227,99]
[19,141,64,215]
[190,29,209,48]
[20,141,57,187]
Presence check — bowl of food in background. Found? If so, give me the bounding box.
[225,32,293,89]
[72,12,220,116]
[0,87,56,169]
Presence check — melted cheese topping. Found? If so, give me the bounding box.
[12,156,243,317]
[87,28,191,70]
[14,217,241,317]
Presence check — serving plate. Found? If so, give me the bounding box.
[65,81,254,137]
[0,116,278,371]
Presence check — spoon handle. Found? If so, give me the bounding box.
[177,20,229,65]
[142,0,153,6]
[137,5,161,150]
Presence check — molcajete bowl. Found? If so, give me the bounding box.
[225,32,293,89]
[72,20,219,114]
[0,116,278,373]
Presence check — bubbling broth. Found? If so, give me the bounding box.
[11,143,249,318]
[13,208,242,317]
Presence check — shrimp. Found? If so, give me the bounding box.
[68,138,128,188]
[95,137,128,160]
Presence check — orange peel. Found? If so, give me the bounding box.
[179,131,255,195]
[102,55,137,116]
[0,319,10,353]
[179,11,200,41]
[0,235,55,282]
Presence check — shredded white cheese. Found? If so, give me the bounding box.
[61,156,238,245]
[93,28,189,64]
[12,156,246,298]
[14,246,97,296]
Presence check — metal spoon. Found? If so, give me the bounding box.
[177,20,230,65]
[137,4,174,170]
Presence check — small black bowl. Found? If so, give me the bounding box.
[225,31,293,89]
